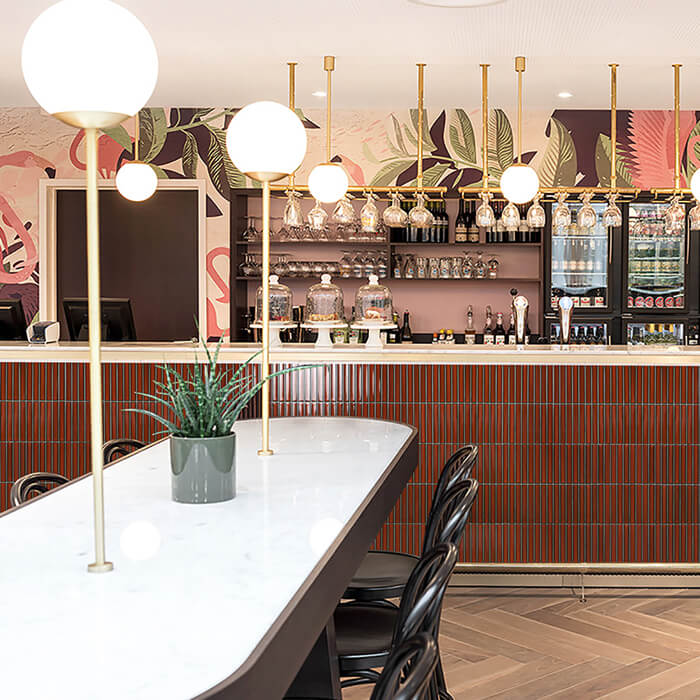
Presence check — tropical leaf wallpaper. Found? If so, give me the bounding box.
[1,105,699,337]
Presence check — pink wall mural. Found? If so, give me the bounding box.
[1,106,699,337]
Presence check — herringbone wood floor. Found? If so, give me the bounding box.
[343,587,700,699]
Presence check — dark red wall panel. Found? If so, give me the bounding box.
[1,361,698,563]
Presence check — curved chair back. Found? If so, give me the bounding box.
[422,478,479,554]
[10,472,69,507]
[393,542,457,648]
[430,445,478,513]
[103,438,146,464]
[370,633,438,700]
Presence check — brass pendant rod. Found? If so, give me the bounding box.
[674,64,681,190]
[324,55,335,164]
[481,64,489,190]
[258,179,273,456]
[134,112,140,161]
[417,63,426,191]
[609,64,618,192]
[288,62,297,187]
[85,126,112,574]
[515,56,526,164]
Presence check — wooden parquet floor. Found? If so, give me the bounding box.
[343,587,700,700]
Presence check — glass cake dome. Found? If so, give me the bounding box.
[255,275,293,323]
[305,274,344,323]
[355,274,393,324]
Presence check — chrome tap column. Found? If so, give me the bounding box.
[558,296,574,345]
[512,294,529,345]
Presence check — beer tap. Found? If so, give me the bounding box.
[558,296,574,345]
[510,288,529,345]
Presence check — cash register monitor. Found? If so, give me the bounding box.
[0,299,26,340]
[63,298,137,342]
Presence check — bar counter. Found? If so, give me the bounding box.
[2,341,698,567]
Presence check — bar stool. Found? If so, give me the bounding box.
[10,472,68,507]
[345,450,478,603]
[370,633,438,700]
[334,542,457,692]
[103,438,146,463]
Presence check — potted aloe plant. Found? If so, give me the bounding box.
[129,340,310,504]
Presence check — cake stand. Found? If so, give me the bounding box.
[351,322,397,350]
[301,321,347,349]
[251,321,297,349]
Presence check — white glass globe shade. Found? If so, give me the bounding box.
[691,171,700,201]
[308,163,349,203]
[500,163,540,204]
[226,101,307,180]
[115,161,158,202]
[22,0,158,126]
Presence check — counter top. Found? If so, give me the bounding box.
[2,341,700,365]
[0,417,417,700]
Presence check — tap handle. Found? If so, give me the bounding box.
[558,296,574,344]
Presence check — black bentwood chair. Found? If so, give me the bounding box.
[334,542,457,694]
[345,448,478,603]
[10,472,69,507]
[103,438,146,464]
[370,633,438,700]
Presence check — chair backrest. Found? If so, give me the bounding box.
[10,472,69,507]
[370,633,438,700]
[393,542,457,647]
[103,438,146,464]
[422,478,479,553]
[430,445,478,514]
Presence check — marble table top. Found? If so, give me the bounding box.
[0,417,415,699]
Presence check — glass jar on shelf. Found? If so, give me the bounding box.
[461,254,473,279]
[377,251,388,279]
[487,257,499,279]
[355,274,393,324]
[473,251,487,279]
[305,274,344,323]
[429,257,440,279]
[255,275,293,323]
[451,256,462,279]
[339,251,353,278]
[439,257,451,279]
[416,256,428,279]
[403,253,417,279]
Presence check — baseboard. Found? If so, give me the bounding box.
[450,571,700,588]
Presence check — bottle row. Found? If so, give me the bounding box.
[549,323,608,345]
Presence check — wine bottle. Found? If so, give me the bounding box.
[441,200,449,243]
[400,310,413,343]
[494,312,506,345]
[464,305,476,344]
[483,305,494,345]
[468,201,480,244]
[455,199,468,243]
[507,311,517,344]
[423,201,432,243]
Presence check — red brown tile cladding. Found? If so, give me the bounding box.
[1,360,698,563]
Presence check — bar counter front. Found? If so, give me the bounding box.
[2,341,698,568]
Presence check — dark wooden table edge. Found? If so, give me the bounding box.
[196,419,419,700]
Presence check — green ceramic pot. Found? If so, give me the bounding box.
[170,433,236,504]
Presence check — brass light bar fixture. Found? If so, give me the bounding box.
[481,63,489,191]
[417,63,426,191]
[271,184,447,195]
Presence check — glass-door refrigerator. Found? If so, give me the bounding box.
[544,201,622,342]
[622,202,699,344]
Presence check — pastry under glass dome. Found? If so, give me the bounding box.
[305,274,344,322]
[355,274,393,324]
[255,275,293,323]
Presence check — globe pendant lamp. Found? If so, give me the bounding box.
[500,57,539,205]
[116,114,157,201]
[308,56,348,203]
[22,0,158,574]
[227,97,307,456]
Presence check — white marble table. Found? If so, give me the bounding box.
[0,417,417,700]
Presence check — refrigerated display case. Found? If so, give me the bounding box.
[545,318,614,345]
[547,202,614,313]
[623,317,699,346]
[625,202,687,312]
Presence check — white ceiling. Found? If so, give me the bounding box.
[5,0,700,110]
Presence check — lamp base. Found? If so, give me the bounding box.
[257,448,274,456]
[53,110,129,129]
[88,561,114,574]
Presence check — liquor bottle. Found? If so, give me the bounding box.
[507,311,517,344]
[495,203,506,243]
[423,201,433,243]
[445,329,455,344]
[483,305,494,345]
[400,310,413,343]
[464,305,476,344]
[455,199,468,243]
[438,328,446,343]
[494,312,506,344]
[432,332,438,344]
[441,200,449,243]
[468,201,480,244]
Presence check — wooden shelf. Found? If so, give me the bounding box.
[391,242,542,248]
[237,276,539,283]
[235,240,388,246]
